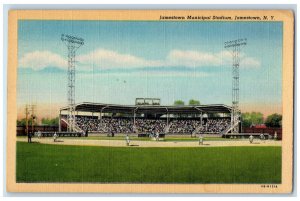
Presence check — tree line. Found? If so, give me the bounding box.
[174,99,201,106]
[17,117,59,126]
[241,112,282,128]
[173,99,282,128]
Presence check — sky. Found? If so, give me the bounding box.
[17,20,283,119]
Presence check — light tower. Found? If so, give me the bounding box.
[61,34,84,131]
[224,38,247,133]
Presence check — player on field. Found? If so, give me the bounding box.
[199,134,204,145]
[274,132,278,140]
[37,130,41,139]
[260,133,265,143]
[125,134,130,146]
[156,132,159,141]
[249,135,254,144]
[27,132,32,143]
[53,132,58,142]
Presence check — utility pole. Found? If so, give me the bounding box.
[24,104,36,135]
[30,105,36,134]
[25,105,29,136]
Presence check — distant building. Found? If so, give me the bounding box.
[135,98,161,106]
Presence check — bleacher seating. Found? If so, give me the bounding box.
[75,116,230,134]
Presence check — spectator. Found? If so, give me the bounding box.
[74,116,230,135]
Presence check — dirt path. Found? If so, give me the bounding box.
[18,137,282,148]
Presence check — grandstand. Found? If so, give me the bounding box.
[59,102,235,135]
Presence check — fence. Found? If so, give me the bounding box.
[17,125,58,136]
[242,127,282,140]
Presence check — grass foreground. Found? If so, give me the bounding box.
[16,141,281,183]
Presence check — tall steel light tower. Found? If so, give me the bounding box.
[224,38,247,133]
[61,34,84,131]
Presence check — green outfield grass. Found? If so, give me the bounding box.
[16,141,281,183]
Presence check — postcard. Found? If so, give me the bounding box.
[7,10,294,193]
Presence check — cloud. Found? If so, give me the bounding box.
[19,49,261,71]
[141,71,209,77]
[19,51,67,70]
[79,70,210,78]
[241,57,261,68]
[166,50,222,67]
[77,49,162,70]
[216,50,261,68]
[77,49,260,69]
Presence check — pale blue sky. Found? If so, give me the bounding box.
[17,20,283,117]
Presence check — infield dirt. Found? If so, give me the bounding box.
[17,137,282,148]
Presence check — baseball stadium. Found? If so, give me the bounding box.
[16,22,283,184]
[17,95,282,184]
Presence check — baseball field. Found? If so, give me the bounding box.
[16,137,282,184]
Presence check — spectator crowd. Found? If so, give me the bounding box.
[75,116,230,134]
[168,120,201,134]
[135,119,166,134]
[76,117,133,133]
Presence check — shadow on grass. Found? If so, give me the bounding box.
[198,143,210,146]
[54,140,64,143]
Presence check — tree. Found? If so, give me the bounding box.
[41,117,59,126]
[17,118,33,126]
[17,119,26,126]
[41,118,50,125]
[188,99,200,105]
[51,117,59,125]
[174,100,185,106]
[241,112,264,127]
[265,113,282,128]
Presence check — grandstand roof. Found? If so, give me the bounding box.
[60,102,232,114]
